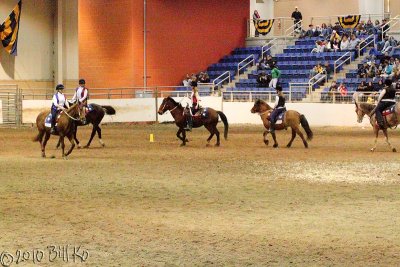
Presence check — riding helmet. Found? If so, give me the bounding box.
[191,81,198,87]
[56,84,64,90]
[79,79,86,85]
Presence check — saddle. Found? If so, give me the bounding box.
[184,106,209,119]
[382,104,396,116]
[267,110,286,125]
[44,111,62,128]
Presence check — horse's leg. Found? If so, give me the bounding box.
[294,126,308,148]
[181,129,187,146]
[41,131,50,158]
[60,136,66,159]
[74,124,81,149]
[271,132,278,148]
[263,130,269,146]
[56,138,61,149]
[84,124,97,148]
[65,135,76,157]
[371,127,379,152]
[96,125,105,147]
[383,128,396,152]
[214,125,220,146]
[286,128,297,148]
[176,128,184,142]
[204,124,215,146]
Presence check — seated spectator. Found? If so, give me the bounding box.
[332,22,342,34]
[376,79,384,91]
[366,81,375,93]
[257,54,275,71]
[328,81,338,100]
[256,72,270,87]
[305,24,320,38]
[356,81,368,94]
[381,60,393,78]
[364,19,375,34]
[358,63,369,78]
[348,34,360,50]
[320,23,331,38]
[330,37,341,52]
[381,36,397,53]
[329,30,341,42]
[338,83,348,96]
[340,34,350,51]
[311,40,326,53]
[395,80,400,91]
[182,74,191,87]
[310,63,324,77]
[199,72,210,83]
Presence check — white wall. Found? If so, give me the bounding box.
[0,0,78,83]
[21,98,371,128]
[359,0,384,17]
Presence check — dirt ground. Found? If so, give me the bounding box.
[0,123,399,266]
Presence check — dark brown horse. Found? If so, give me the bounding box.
[354,100,397,152]
[158,96,228,146]
[56,104,116,149]
[33,103,86,158]
[251,99,313,148]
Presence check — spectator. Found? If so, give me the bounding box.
[253,10,261,37]
[182,74,191,87]
[376,79,384,91]
[330,37,341,52]
[367,62,377,78]
[395,79,400,91]
[312,40,326,53]
[320,23,331,38]
[256,72,270,87]
[269,65,281,88]
[340,35,350,51]
[304,24,319,38]
[338,83,348,97]
[328,81,338,100]
[381,36,397,53]
[324,62,332,79]
[358,63,369,78]
[356,81,368,94]
[257,55,275,71]
[348,34,360,50]
[366,81,375,93]
[291,6,302,33]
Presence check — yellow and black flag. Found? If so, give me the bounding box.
[255,19,274,35]
[338,15,361,29]
[0,0,22,56]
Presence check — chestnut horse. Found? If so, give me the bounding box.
[251,99,313,148]
[354,100,398,152]
[33,103,86,158]
[158,96,228,146]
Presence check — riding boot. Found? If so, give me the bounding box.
[269,122,275,133]
[50,122,56,134]
[376,113,385,129]
[185,116,193,131]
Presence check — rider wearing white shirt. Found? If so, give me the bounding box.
[50,84,69,134]
[72,79,89,106]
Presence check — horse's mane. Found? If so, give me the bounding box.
[359,102,376,113]
[255,99,272,110]
[167,96,182,107]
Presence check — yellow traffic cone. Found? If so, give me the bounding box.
[149,133,154,143]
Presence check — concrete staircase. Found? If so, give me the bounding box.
[303,51,370,102]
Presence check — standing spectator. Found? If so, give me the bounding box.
[253,10,261,37]
[269,65,281,88]
[256,72,270,87]
[324,62,332,79]
[291,6,302,33]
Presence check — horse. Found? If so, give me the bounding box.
[250,99,313,148]
[56,103,116,149]
[157,96,228,146]
[354,98,398,152]
[33,103,86,159]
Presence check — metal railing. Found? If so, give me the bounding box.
[382,14,400,40]
[221,90,306,103]
[284,20,302,37]
[261,38,277,58]
[237,55,255,76]
[358,33,375,57]
[248,17,300,38]
[334,52,352,79]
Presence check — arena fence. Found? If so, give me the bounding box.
[0,85,22,127]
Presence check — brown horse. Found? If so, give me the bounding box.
[33,103,86,158]
[250,99,313,148]
[354,100,397,152]
[158,96,228,146]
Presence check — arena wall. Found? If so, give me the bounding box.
[79,0,249,88]
[21,98,370,127]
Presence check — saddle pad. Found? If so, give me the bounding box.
[44,113,61,128]
[382,105,396,116]
[87,104,94,113]
[275,111,285,124]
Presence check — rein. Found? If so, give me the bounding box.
[62,107,82,121]
[258,109,271,116]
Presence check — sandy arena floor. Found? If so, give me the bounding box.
[0,123,399,266]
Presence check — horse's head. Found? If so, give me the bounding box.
[354,102,375,123]
[69,103,87,124]
[158,96,177,115]
[251,99,271,114]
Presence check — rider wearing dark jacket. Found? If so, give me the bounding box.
[269,85,286,133]
[375,79,396,129]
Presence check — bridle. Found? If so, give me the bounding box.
[63,105,84,121]
[160,98,183,114]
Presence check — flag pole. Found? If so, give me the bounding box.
[143,0,147,87]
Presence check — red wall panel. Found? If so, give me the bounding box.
[79,0,249,88]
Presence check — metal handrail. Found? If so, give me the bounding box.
[213,71,231,89]
[381,15,400,40]
[358,34,375,57]
[284,20,302,37]
[261,38,277,58]
[237,55,255,76]
[308,71,327,99]
[310,12,391,25]
[334,52,351,79]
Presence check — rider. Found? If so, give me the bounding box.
[185,81,201,131]
[50,84,69,134]
[269,85,286,133]
[71,79,89,108]
[375,79,396,129]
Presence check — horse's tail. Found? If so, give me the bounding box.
[32,131,43,143]
[102,105,116,115]
[300,114,313,141]
[216,111,229,140]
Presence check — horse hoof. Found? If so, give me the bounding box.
[42,154,46,158]
[77,145,81,149]
[83,145,89,149]
[393,148,397,152]
[370,148,375,152]
[185,139,189,142]
[206,143,211,147]
[180,144,186,147]
[273,144,278,148]
[215,144,220,147]
[264,140,269,146]
[101,143,105,147]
